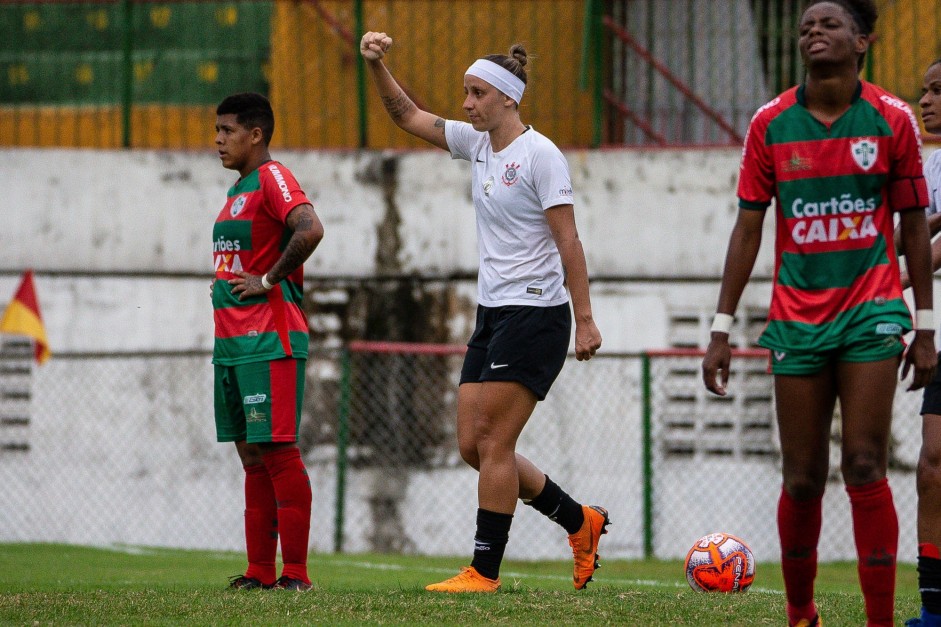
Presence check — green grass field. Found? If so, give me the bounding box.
[0,544,923,625]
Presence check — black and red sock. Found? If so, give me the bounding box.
[919,542,941,616]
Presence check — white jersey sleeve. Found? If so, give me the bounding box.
[530,141,575,210]
[925,149,941,216]
[444,120,481,162]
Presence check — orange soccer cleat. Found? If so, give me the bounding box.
[568,505,611,590]
[424,566,500,593]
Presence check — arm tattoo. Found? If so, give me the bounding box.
[291,213,316,233]
[433,117,445,128]
[273,238,312,282]
[381,91,416,121]
[269,206,320,282]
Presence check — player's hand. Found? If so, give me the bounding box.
[574,319,601,361]
[901,330,937,391]
[361,31,392,61]
[229,271,272,300]
[702,335,732,396]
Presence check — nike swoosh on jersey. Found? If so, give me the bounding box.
[490,362,509,369]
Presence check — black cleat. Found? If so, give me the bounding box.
[228,574,271,590]
[272,575,312,591]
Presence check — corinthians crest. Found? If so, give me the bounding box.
[502,162,521,186]
[850,138,878,171]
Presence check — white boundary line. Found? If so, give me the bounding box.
[326,558,782,594]
[99,545,781,594]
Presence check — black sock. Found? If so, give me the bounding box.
[470,508,513,580]
[919,555,941,615]
[524,475,585,535]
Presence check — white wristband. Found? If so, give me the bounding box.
[711,313,734,334]
[260,273,274,290]
[915,309,934,331]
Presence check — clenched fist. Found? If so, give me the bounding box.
[360,31,392,61]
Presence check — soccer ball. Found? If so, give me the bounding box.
[684,532,755,592]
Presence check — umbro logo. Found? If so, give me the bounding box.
[773,351,786,362]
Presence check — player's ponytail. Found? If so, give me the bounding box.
[483,43,529,86]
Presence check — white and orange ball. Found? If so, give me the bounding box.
[684,532,755,592]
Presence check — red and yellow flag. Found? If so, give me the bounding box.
[0,270,51,364]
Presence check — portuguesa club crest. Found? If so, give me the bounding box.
[230,194,248,217]
[850,138,878,171]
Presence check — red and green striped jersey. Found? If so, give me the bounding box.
[738,81,929,352]
[212,160,311,365]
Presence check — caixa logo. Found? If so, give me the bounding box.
[791,215,878,244]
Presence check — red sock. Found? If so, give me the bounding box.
[778,488,822,625]
[263,447,312,584]
[921,543,941,560]
[243,463,277,585]
[846,478,898,627]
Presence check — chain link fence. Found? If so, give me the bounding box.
[0,340,924,562]
[646,349,922,564]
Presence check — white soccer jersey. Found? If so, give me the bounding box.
[445,120,574,307]
[923,149,941,338]
[926,149,941,216]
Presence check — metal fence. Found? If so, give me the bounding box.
[0,340,925,563]
[3,0,939,149]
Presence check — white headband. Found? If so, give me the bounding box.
[465,59,525,104]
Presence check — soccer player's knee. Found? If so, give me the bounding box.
[841,451,884,486]
[920,436,941,468]
[917,449,941,495]
[458,442,481,469]
[235,442,265,467]
[784,477,825,501]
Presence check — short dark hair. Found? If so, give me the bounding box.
[216,92,274,144]
[803,0,878,71]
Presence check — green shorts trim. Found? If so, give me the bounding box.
[767,333,905,375]
[214,358,306,444]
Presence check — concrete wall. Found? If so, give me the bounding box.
[5,147,756,277]
[3,146,775,353]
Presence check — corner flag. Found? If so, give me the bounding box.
[0,270,51,364]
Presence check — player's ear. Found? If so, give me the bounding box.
[854,32,870,56]
[250,126,264,146]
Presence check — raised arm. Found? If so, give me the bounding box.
[360,32,449,151]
